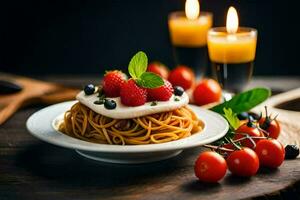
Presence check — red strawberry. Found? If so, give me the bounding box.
[103,70,127,97]
[120,79,147,106]
[147,79,174,101]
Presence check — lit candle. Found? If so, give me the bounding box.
[207,7,257,64]
[168,0,213,76]
[168,0,213,47]
[207,7,257,93]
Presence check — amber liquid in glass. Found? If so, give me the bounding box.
[211,61,254,93]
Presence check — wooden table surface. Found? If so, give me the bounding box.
[1,76,300,200]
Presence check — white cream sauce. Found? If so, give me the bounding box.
[76,91,189,119]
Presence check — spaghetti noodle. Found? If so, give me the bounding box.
[59,102,203,145]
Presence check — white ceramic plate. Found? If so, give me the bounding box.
[26,101,229,164]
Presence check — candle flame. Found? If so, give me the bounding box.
[185,0,200,20]
[226,6,239,34]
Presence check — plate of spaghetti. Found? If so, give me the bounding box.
[26,51,229,164]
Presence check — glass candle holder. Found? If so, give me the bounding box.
[168,11,213,77]
[207,27,257,93]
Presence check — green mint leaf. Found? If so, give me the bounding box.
[223,108,240,130]
[94,99,105,105]
[128,51,148,79]
[211,88,271,114]
[150,101,157,106]
[136,72,164,88]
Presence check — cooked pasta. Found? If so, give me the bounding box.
[58,102,203,145]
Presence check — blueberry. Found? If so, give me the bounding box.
[174,86,184,96]
[237,112,260,121]
[84,84,95,95]
[237,112,249,120]
[248,112,261,120]
[104,99,117,110]
[285,145,299,159]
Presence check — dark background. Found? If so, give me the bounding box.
[0,0,299,76]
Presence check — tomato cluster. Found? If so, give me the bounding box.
[194,109,289,183]
[148,62,296,183]
[195,139,285,183]
[147,63,222,106]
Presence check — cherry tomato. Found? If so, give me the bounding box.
[194,151,227,182]
[259,117,281,139]
[147,62,169,79]
[168,66,195,90]
[234,123,262,148]
[193,79,222,106]
[227,148,259,177]
[255,139,285,168]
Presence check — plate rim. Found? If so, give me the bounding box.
[26,101,229,153]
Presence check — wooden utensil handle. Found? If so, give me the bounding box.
[39,89,79,104]
[0,98,24,125]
